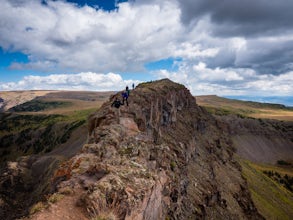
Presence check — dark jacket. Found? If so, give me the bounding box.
[111,99,123,108]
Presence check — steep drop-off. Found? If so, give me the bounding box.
[0,113,89,219]
[0,119,87,219]
[26,79,263,219]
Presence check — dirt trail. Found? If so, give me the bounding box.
[29,191,89,220]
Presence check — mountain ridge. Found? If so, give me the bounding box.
[24,79,263,219]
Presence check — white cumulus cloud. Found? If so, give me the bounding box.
[0,72,139,91]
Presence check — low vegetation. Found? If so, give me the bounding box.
[262,170,293,192]
[239,159,293,219]
[277,160,292,166]
[29,202,48,215]
[9,99,72,112]
[0,109,95,165]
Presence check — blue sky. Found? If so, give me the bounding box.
[0,0,292,105]
[66,0,128,10]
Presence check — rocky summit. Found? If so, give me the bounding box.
[4,79,264,219]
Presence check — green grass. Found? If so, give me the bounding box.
[67,108,97,122]
[0,107,96,136]
[0,114,65,136]
[239,159,293,219]
[9,100,72,112]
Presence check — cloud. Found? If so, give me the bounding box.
[2,0,293,75]
[0,0,182,72]
[153,61,293,96]
[176,0,293,76]
[0,0,293,97]
[234,37,293,74]
[0,72,139,91]
[171,42,219,59]
[178,0,293,37]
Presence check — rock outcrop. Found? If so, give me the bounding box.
[24,79,262,219]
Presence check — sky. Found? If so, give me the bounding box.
[0,0,293,105]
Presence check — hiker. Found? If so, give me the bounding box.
[132,83,135,90]
[126,86,130,97]
[111,97,123,122]
[122,91,129,106]
[111,97,123,109]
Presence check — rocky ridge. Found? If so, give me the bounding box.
[27,79,262,219]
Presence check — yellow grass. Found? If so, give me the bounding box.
[249,109,293,121]
[196,95,293,121]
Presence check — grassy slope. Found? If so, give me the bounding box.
[196,95,293,121]
[239,159,293,219]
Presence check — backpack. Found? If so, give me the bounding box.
[123,92,128,99]
[113,100,121,108]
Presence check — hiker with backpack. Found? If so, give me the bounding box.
[111,97,123,109]
[122,90,129,106]
[126,86,130,97]
[111,97,123,123]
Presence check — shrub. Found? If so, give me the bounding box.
[277,160,291,166]
[29,202,47,215]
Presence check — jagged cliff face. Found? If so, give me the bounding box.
[38,79,262,220]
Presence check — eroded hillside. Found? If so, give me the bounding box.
[196,95,293,164]
[23,79,263,220]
